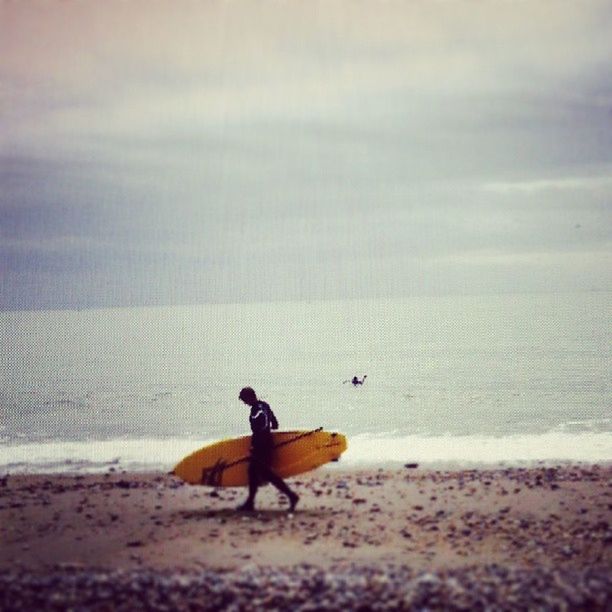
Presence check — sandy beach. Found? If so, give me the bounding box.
[1,464,610,609]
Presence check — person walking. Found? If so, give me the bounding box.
[236,387,299,512]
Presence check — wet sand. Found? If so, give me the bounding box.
[1,464,610,609]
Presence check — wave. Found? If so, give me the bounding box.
[344,431,612,466]
[0,438,212,474]
[0,431,610,474]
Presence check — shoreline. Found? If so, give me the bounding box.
[2,429,611,475]
[2,464,610,608]
[3,455,611,478]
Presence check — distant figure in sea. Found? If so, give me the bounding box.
[344,375,367,386]
[236,387,299,512]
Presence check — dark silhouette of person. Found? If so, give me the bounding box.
[237,387,299,512]
[344,374,367,386]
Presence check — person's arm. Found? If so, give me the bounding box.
[268,407,279,430]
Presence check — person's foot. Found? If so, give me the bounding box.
[236,501,255,512]
[287,492,299,512]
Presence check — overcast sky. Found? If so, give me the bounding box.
[1,0,611,310]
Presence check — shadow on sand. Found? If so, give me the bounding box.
[175,507,331,522]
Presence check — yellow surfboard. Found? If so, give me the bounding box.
[172,428,347,487]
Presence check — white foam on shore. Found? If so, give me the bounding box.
[344,431,612,466]
[0,431,610,474]
[0,439,214,474]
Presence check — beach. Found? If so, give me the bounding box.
[3,0,612,606]
[1,464,610,609]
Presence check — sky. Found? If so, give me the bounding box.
[1,0,611,310]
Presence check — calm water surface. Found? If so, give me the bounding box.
[1,292,610,471]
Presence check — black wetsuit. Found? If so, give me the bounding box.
[242,401,296,507]
[249,400,278,465]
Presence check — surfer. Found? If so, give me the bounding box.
[237,387,299,512]
[343,375,367,386]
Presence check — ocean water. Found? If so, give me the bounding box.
[1,292,610,473]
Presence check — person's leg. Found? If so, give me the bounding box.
[259,464,299,511]
[237,460,259,511]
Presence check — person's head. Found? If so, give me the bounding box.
[239,386,257,406]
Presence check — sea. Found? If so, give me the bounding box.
[1,292,610,474]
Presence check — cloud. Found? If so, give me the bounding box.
[3,1,612,151]
[481,173,612,193]
[1,1,611,309]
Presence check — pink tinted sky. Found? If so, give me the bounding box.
[1,1,611,309]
